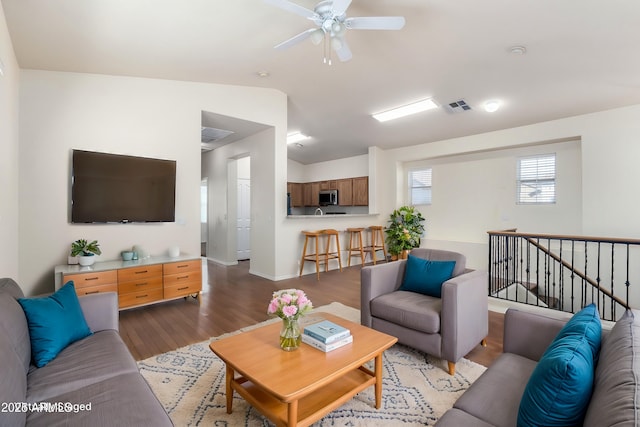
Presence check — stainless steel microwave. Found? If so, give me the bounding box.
[319,190,338,206]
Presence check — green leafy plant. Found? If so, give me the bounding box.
[385,206,426,256]
[70,239,102,257]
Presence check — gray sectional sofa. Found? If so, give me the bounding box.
[0,278,172,427]
[436,307,640,426]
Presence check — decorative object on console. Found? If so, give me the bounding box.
[168,246,180,258]
[70,239,102,267]
[133,245,148,259]
[267,289,313,351]
[121,251,134,261]
[385,206,426,258]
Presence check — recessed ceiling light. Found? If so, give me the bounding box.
[256,71,270,78]
[372,98,439,122]
[484,100,501,113]
[509,46,527,55]
[287,132,309,144]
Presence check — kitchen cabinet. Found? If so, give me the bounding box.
[303,182,321,206]
[310,182,321,206]
[353,176,369,206]
[287,182,303,207]
[303,183,313,206]
[290,176,368,208]
[337,179,353,206]
[320,180,337,190]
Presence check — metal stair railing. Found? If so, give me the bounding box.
[488,229,639,321]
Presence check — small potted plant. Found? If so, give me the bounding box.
[71,239,102,266]
[385,206,426,259]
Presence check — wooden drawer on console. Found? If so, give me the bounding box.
[75,283,118,296]
[117,264,163,282]
[164,281,201,299]
[163,260,201,275]
[118,288,163,308]
[163,270,202,288]
[63,270,117,289]
[118,276,163,294]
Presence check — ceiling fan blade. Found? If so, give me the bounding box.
[274,28,316,50]
[332,0,352,16]
[335,40,353,62]
[263,0,315,19]
[344,16,406,30]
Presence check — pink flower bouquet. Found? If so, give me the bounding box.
[267,289,313,320]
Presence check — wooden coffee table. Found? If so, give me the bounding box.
[209,313,397,427]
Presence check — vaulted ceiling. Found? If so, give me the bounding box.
[4,0,640,164]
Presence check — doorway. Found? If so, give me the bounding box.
[200,178,208,257]
[236,157,251,261]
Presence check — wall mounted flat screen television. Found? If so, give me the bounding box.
[71,150,176,223]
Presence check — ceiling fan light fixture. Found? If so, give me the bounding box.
[332,21,345,36]
[287,132,310,144]
[331,36,343,51]
[372,98,439,122]
[310,28,325,45]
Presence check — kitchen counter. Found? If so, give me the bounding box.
[287,213,380,218]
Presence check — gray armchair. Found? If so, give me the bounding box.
[361,248,488,375]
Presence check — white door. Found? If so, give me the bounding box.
[236,178,251,260]
[200,179,208,257]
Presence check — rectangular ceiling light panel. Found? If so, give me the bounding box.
[287,132,309,144]
[372,98,438,122]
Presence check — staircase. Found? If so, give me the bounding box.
[487,229,637,321]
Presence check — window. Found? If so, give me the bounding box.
[409,168,432,205]
[517,154,556,204]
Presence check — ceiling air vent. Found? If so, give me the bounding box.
[444,99,472,114]
[201,127,234,143]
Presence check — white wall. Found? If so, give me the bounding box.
[203,127,287,277]
[407,140,582,242]
[18,71,286,295]
[287,155,368,182]
[0,4,20,281]
[376,105,640,276]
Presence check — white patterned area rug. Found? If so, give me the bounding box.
[138,302,486,426]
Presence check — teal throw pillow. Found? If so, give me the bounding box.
[517,303,602,427]
[18,281,92,368]
[399,254,456,298]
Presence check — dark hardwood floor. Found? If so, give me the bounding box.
[119,259,504,368]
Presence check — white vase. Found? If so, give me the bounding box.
[78,255,96,266]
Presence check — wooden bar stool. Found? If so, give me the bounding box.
[299,230,323,280]
[364,225,388,265]
[322,229,343,273]
[346,228,366,267]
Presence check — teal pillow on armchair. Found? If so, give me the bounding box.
[399,254,456,298]
[18,281,92,367]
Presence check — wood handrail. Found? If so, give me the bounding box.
[488,229,640,246]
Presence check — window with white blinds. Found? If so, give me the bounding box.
[409,168,432,205]
[517,154,556,204]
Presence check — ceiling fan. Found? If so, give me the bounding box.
[264,0,406,63]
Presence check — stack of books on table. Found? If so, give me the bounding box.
[302,320,352,352]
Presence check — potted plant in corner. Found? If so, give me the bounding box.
[385,206,426,260]
[71,239,102,266]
